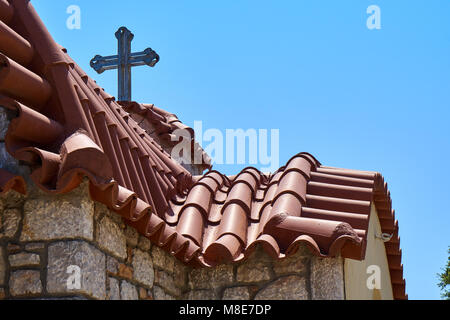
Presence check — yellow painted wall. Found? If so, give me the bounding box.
[344,204,394,300]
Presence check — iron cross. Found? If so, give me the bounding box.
[90,27,160,102]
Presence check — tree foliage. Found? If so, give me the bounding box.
[438,247,450,300]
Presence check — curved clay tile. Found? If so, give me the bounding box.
[0,0,14,25]
[58,131,113,187]
[0,53,52,107]
[0,19,34,66]
[0,168,26,195]
[120,101,212,170]
[4,99,63,145]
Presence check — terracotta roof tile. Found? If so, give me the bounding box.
[0,0,13,25]
[0,168,26,194]
[0,0,406,299]
[120,101,211,171]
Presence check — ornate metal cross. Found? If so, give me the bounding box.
[90,27,160,102]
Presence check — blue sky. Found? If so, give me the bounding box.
[32,0,450,299]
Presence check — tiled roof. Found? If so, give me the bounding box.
[120,101,211,172]
[0,0,406,299]
[168,155,406,299]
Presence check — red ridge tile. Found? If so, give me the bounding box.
[0,168,26,194]
[0,54,51,107]
[0,0,14,25]
[0,19,33,66]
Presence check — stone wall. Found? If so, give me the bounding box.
[0,179,345,300]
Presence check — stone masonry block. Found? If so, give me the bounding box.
[254,275,308,300]
[95,215,127,260]
[121,280,138,300]
[9,270,42,297]
[8,252,40,268]
[222,286,251,300]
[0,208,21,239]
[310,256,344,300]
[132,249,154,288]
[47,241,106,299]
[189,264,234,290]
[21,196,94,242]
